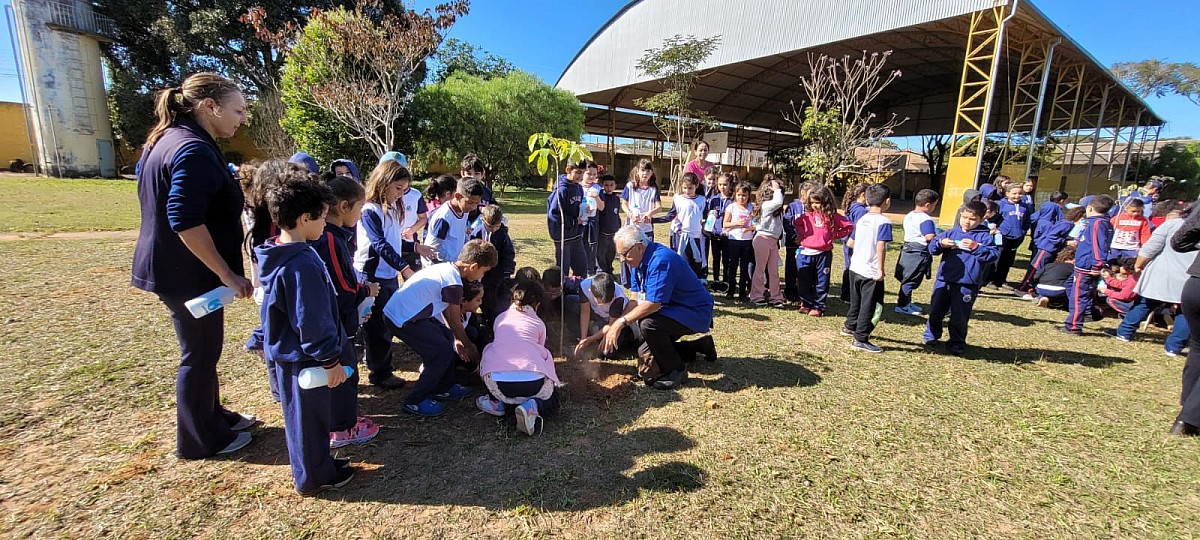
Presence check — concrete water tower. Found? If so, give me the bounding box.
[10,0,117,177]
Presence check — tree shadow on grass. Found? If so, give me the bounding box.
[690,354,824,393]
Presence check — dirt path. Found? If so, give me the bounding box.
[0,230,138,242]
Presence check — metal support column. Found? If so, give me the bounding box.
[1082,85,1111,195]
[1025,38,1060,181]
[1042,64,1085,192]
[1120,109,1144,188]
[940,2,1013,225]
[1000,38,1053,167]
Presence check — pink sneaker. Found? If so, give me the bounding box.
[329,417,380,449]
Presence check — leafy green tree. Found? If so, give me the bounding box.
[430,38,514,84]
[1112,60,1200,105]
[277,0,468,159]
[411,71,583,191]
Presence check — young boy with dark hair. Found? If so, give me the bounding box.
[843,183,892,353]
[894,188,939,315]
[1061,195,1115,335]
[1110,198,1152,260]
[460,153,496,220]
[548,161,589,277]
[574,272,642,358]
[383,239,497,416]
[921,200,1000,356]
[255,176,356,496]
[596,175,623,275]
[986,183,1034,291]
[424,176,485,264]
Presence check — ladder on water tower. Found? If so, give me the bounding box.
[58,33,94,135]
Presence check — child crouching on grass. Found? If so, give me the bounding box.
[921,200,1000,356]
[476,280,563,436]
[255,171,354,496]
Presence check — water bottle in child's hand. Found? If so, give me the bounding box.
[185,286,237,318]
[357,296,375,324]
[298,365,354,389]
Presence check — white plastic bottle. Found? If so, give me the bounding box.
[357,296,375,324]
[298,365,355,390]
[185,286,237,318]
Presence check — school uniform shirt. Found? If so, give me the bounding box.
[355,203,409,280]
[599,191,623,234]
[724,204,755,241]
[903,211,937,246]
[928,225,1000,285]
[424,201,469,263]
[795,212,854,254]
[1110,213,1152,252]
[400,188,427,243]
[1075,215,1114,272]
[583,183,602,221]
[547,175,584,241]
[254,238,343,368]
[849,213,893,280]
[622,184,660,234]
[314,223,370,337]
[630,242,714,333]
[996,199,1033,240]
[383,261,464,327]
[580,276,628,319]
[668,194,706,239]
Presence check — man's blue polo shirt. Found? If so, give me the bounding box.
[629,242,714,333]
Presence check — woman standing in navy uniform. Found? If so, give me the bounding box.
[131,73,255,459]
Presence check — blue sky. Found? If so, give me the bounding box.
[0,0,1194,137]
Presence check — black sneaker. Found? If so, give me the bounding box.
[1056,326,1082,336]
[710,281,730,293]
[296,465,355,497]
[333,457,351,469]
[369,374,406,389]
[651,369,688,390]
[947,344,965,356]
[851,340,883,353]
[840,326,854,336]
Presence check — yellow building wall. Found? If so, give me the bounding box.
[0,101,34,164]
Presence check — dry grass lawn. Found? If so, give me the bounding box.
[1,180,1199,539]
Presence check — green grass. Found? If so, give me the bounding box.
[1,189,1199,538]
[0,176,140,232]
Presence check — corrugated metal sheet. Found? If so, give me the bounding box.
[557,0,998,95]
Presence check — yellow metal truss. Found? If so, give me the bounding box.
[999,39,1054,165]
[949,4,1006,158]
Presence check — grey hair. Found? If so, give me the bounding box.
[614,225,648,250]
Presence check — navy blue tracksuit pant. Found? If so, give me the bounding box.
[796,251,833,311]
[159,294,240,459]
[360,276,398,384]
[922,279,980,347]
[1019,248,1056,291]
[392,317,457,406]
[554,237,588,278]
[273,359,337,493]
[331,340,361,432]
[783,245,799,301]
[1064,270,1099,333]
[582,221,599,275]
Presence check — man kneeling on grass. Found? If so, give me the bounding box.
[603,225,717,390]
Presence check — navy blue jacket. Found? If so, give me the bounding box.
[314,224,369,336]
[358,206,409,279]
[929,225,1001,285]
[1075,215,1114,272]
[288,152,319,174]
[1035,219,1076,253]
[329,158,361,182]
[598,191,623,233]
[132,118,244,297]
[482,224,516,286]
[547,174,584,242]
[1031,201,1064,238]
[783,200,806,247]
[996,199,1034,240]
[254,238,343,367]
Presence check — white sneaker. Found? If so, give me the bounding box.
[1021,293,1034,301]
[476,395,505,417]
[230,413,258,431]
[217,431,252,454]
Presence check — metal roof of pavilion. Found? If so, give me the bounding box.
[556,0,1162,151]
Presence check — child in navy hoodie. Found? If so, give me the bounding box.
[548,161,588,277]
[313,176,380,449]
[986,184,1033,290]
[1019,205,1083,294]
[922,200,1001,356]
[1062,195,1115,335]
[255,173,355,496]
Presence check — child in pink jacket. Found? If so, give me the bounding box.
[792,185,854,316]
[476,280,561,436]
